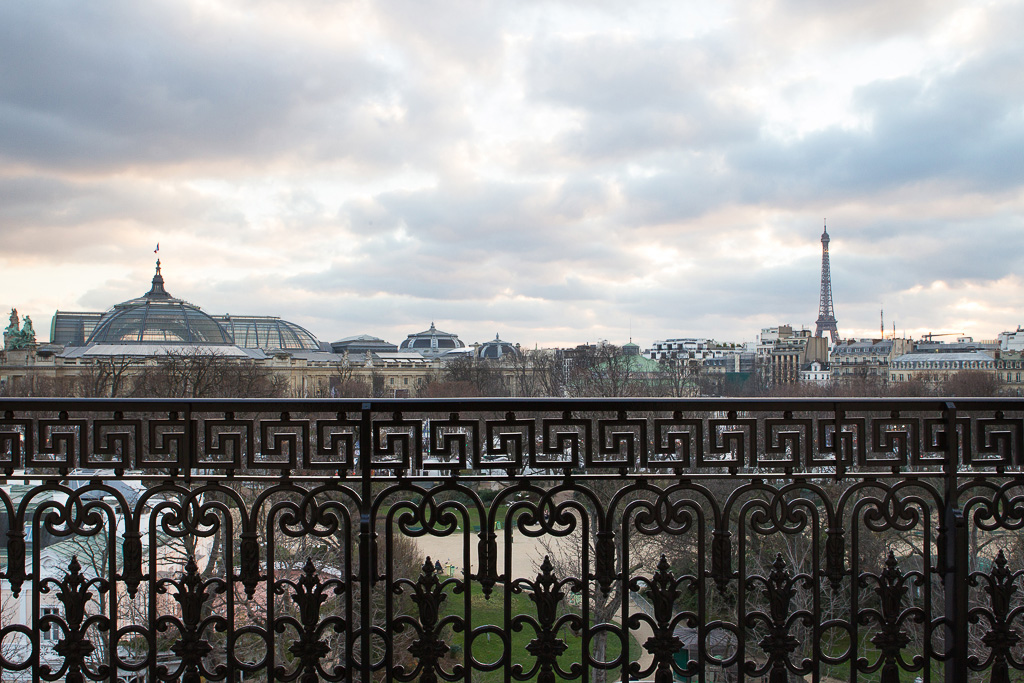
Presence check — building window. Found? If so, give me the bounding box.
[41,606,60,642]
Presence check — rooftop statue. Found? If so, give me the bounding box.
[4,309,19,349]
[21,316,36,345]
[4,308,37,350]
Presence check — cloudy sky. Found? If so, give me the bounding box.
[1,0,1022,349]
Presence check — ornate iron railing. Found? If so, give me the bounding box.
[0,397,1022,683]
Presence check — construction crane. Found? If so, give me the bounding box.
[922,332,963,341]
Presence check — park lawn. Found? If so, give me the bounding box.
[812,629,944,683]
[439,583,640,683]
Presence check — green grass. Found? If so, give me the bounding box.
[438,582,640,683]
[811,630,945,683]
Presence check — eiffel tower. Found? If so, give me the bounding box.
[815,221,839,343]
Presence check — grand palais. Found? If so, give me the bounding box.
[0,261,521,397]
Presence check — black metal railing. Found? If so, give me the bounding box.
[0,397,1023,683]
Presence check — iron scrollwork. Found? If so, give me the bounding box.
[156,556,227,683]
[969,549,1024,683]
[40,557,111,683]
[744,553,813,683]
[393,557,464,683]
[0,397,1017,682]
[273,557,347,683]
[513,556,582,683]
[857,551,925,683]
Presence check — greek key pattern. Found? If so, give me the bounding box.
[0,398,1020,476]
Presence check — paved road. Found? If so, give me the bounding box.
[412,525,546,580]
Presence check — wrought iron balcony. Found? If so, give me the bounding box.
[0,397,1021,683]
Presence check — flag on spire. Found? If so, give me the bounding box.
[154,243,159,254]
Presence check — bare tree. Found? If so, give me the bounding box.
[941,369,1002,396]
[527,350,570,397]
[129,350,287,398]
[0,374,79,397]
[78,356,139,398]
[318,360,371,397]
[653,358,700,397]
[563,345,652,397]
[368,370,389,398]
[499,348,543,397]
[418,355,510,397]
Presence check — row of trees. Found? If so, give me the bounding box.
[0,345,1006,399]
[414,347,702,398]
[0,351,290,398]
[418,346,1006,398]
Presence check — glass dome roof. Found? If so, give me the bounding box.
[215,315,321,351]
[86,261,234,346]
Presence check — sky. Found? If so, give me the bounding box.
[1,0,1022,349]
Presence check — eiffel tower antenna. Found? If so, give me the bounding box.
[815,219,839,343]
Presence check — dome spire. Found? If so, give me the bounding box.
[145,258,172,299]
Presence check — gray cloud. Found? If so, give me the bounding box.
[0,1,394,170]
[1,0,1022,348]
[733,22,1024,201]
[525,35,759,162]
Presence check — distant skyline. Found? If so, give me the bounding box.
[1,1,1022,348]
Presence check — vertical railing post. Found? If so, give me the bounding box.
[184,401,194,482]
[359,401,374,683]
[941,401,968,683]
